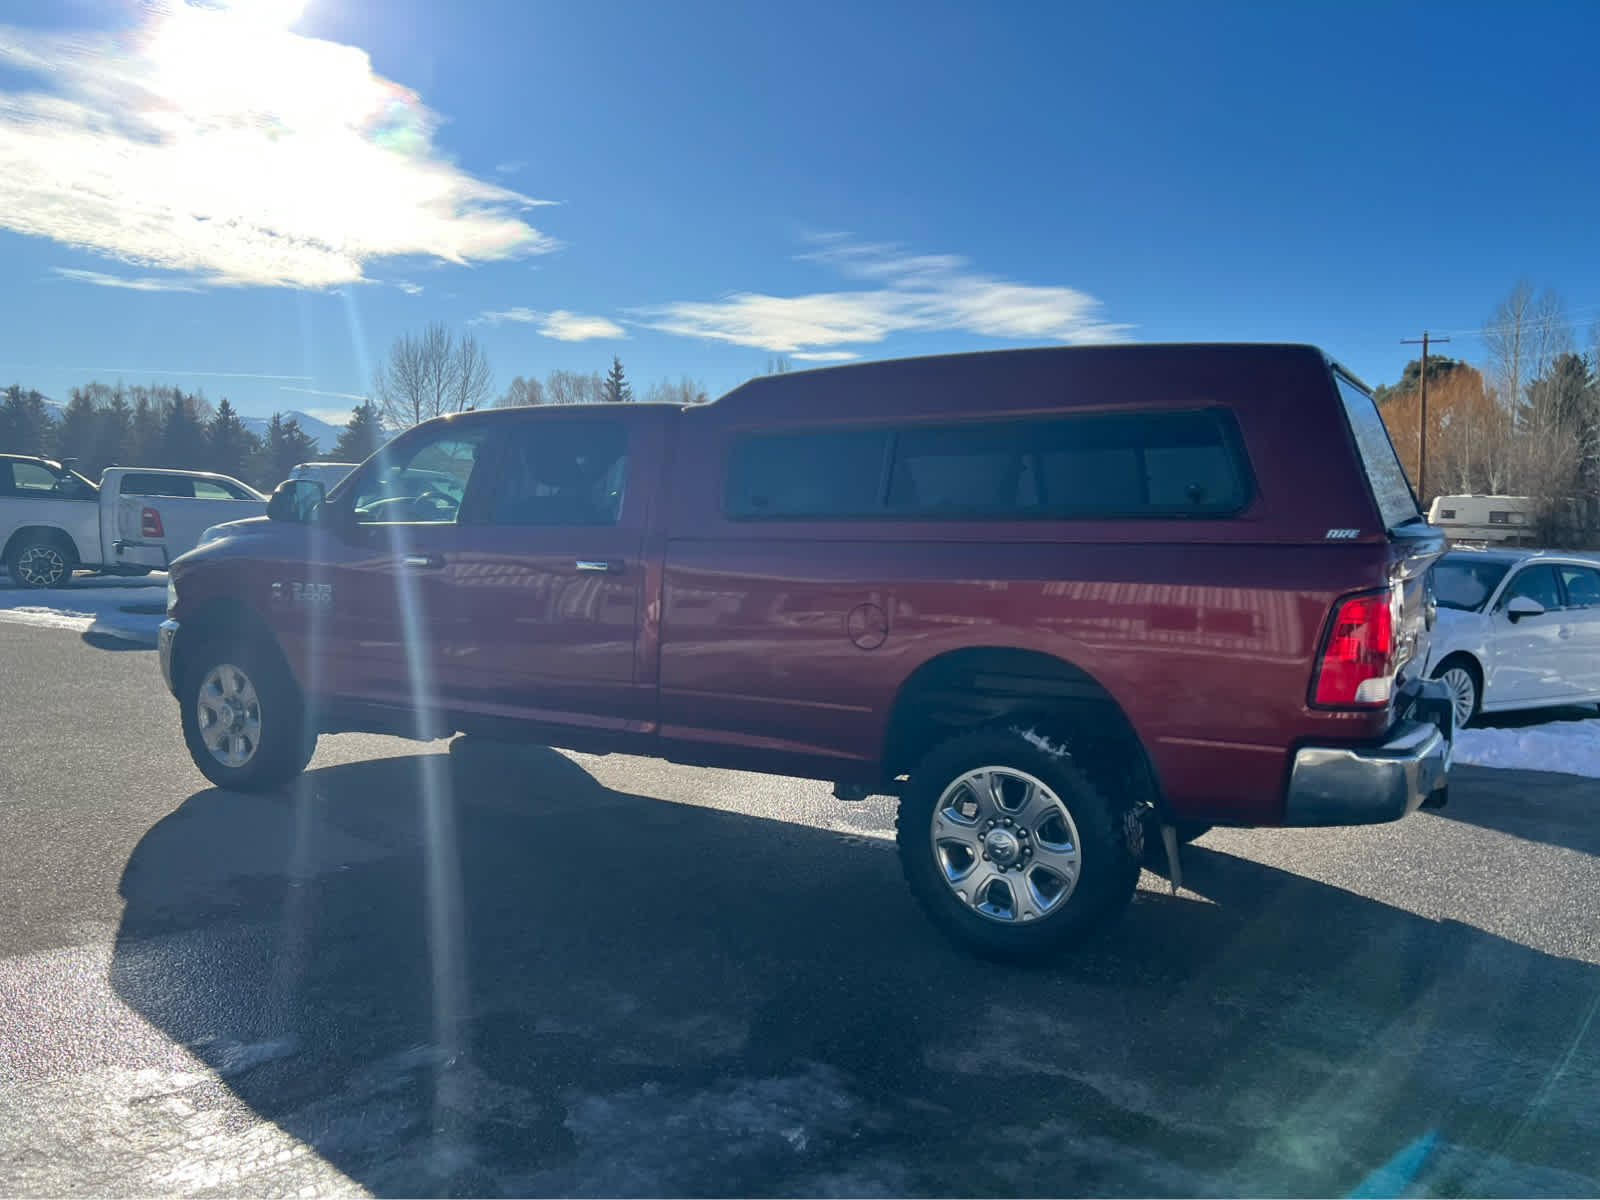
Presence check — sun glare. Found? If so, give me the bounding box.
[218,0,310,30]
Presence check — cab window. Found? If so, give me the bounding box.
[351,429,487,525]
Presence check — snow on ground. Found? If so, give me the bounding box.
[1455,718,1600,781]
[0,573,168,646]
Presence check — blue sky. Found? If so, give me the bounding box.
[2,0,1597,426]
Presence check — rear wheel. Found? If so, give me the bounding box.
[7,534,76,588]
[896,726,1141,961]
[180,638,316,792]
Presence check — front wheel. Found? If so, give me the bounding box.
[1432,657,1481,730]
[896,726,1142,961]
[180,639,316,792]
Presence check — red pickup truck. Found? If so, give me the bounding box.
[159,344,1453,959]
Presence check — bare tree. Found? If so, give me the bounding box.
[644,376,711,406]
[374,322,495,429]
[544,369,603,406]
[1483,282,1571,415]
[497,375,545,408]
[1528,289,1573,385]
[1483,281,1534,413]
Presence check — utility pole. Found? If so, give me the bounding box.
[1401,331,1450,506]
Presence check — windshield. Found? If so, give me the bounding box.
[1432,556,1513,610]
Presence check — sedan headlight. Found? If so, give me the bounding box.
[166,578,178,615]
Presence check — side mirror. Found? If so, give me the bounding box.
[267,478,326,524]
[1505,595,1546,622]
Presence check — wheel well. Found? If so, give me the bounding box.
[882,647,1164,812]
[172,599,287,691]
[1432,651,1483,689]
[2,525,79,566]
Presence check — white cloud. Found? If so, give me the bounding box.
[280,385,368,401]
[475,306,542,325]
[791,351,861,362]
[636,238,1131,354]
[394,280,424,295]
[474,307,625,341]
[538,310,626,341]
[494,160,527,175]
[51,267,203,293]
[0,9,557,289]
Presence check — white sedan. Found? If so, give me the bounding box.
[1426,548,1600,727]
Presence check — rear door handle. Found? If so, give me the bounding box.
[576,560,621,573]
[403,554,445,569]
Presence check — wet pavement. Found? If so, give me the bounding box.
[2,622,1598,1196]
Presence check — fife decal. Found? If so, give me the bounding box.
[1325,528,1360,540]
[272,581,334,608]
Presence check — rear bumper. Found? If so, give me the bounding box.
[158,618,179,696]
[1284,681,1454,826]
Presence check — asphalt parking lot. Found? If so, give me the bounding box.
[1,620,1597,1197]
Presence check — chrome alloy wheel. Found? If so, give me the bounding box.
[1438,666,1478,729]
[196,663,263,768]
[930,766,1083,923]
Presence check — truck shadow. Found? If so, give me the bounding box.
[1430,764,1600,856]
[111,743,1600,1198]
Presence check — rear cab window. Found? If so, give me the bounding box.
[1334,373,1420,531]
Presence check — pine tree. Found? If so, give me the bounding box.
[55,387,99,467]
[0,385,54,455]
[251,413,319,488]
[128,391,162,465]
[331,401,386,463]
[602,356,633,403]
[206,398,260,481]
[159,389,209,469]
[94,393,133,474]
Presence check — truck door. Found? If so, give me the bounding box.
[434,409,664,732]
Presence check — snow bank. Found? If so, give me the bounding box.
[1455,718,1600,780]
[0,574,168,645]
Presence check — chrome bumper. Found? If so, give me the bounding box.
[158,619,179,696]
[1284,717,1452,827]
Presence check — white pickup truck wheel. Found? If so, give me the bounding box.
[180,638,316,792]
[8,536,75,589]
[896,726,1141,961]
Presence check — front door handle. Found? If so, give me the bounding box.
[403,554,445,569]
[576,560,621,573]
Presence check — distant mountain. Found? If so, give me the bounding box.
[239,411,343,453]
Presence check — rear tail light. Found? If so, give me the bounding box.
[1313,588,1396,707]
[141,507,164,539]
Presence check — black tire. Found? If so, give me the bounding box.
[7,533,76,589]
[1431,654,1482,730]
[179,636,316,792]
[896,726,1142,962]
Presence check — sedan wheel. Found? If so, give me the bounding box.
[1437,665,1480,729]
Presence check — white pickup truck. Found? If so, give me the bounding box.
[1,455,266,588]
